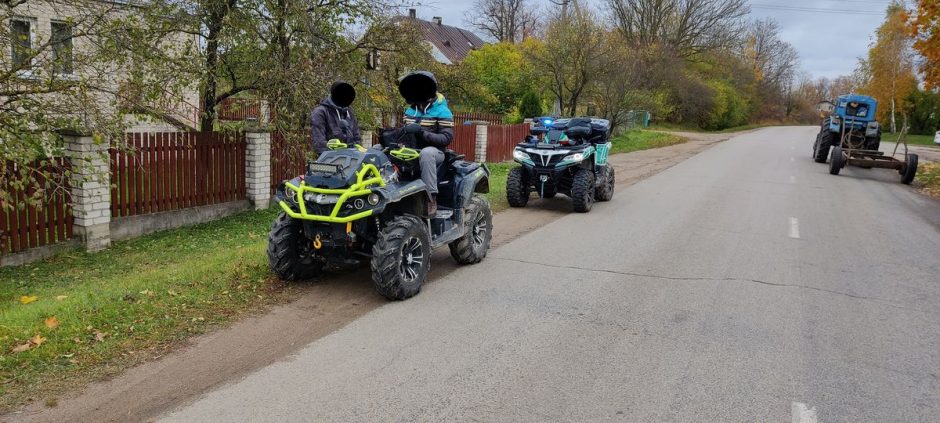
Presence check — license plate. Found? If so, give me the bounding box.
[308,162,339,174]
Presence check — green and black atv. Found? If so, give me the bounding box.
[506,117,614,212]
[267,135,493,300]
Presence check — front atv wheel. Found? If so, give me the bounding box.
[371,215,431,300]
[449,195,493,264]
[506,167,529,207]
[267,213,323,281]
[595,166,615,202]
[571,168,595,213]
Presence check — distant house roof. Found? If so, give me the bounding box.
[394,11,487,65]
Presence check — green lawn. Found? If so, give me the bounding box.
[0,208,288,410]
[897,133,939,147]
[610,130,687,154]
[0,131,685,410]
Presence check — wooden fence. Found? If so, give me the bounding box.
[450,125,478,162]
[0,159,73,255]
[486,124,530,162]
[218,98,261,121]
[110,132,246,218]
[454,112,503,125]
[270,132,309,193]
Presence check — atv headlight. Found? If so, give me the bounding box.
[562,152,584,162]
[368,193,380,206]
[513,150,530,161]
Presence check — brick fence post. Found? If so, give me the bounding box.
[64,131,111,252]
[474,124,488,163]
[361,130,373,148]
[245,129,272,210]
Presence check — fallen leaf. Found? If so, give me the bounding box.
[139,290,155,297]
[11,343,32,353]
[29,334,47,346]
[167,290,178,297]
[44,316,60,330]
[55,295,68,301]
[19,295,38,304]
[94,331,107,342]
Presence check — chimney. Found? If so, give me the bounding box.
[408,9,416,19]
[432,16,442,25]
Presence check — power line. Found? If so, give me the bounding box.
[749,4,885,16]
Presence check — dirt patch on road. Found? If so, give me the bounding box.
[3,131,738,423]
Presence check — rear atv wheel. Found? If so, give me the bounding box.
[449,195,493,264]
[506,167,529,207]
[900,153,919,185]
[595,166,615,202]
[267,213,323,281]
[571,168,595,213]
[829,146,844,175]
[371,215,431,300]
[815,131,834,163]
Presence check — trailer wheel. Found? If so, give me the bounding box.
[900,154,919,185]
[829,146,844,175]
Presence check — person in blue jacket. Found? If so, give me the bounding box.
[397,71,454,214]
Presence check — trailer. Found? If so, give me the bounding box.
[828,123,919,185]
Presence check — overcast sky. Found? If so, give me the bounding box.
[413,0,895,80]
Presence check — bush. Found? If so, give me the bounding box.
[905,88,940,135]
[700,79,749,130]
[518,90,543,119]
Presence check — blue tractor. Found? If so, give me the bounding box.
[813,94,919,184]
[813,94,882,163]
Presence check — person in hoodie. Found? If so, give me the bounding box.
[397,71,454,214]
[310,81,361,154]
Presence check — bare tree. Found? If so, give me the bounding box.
[526,3,606,115]
[466,0,538,43]
[606,0,749,58]
[743,19,798,91]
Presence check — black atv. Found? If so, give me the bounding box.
[267,136,493,300]
[506,117,614,212]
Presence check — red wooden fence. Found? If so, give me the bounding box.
[218,98,261,121]
[486,124,530,162]
[450,125,478,162]
[454,112,503,125]
[270,132,308,193]
[0,159,73,255]
[110,132,246,218]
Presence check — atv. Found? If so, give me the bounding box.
[506,117,614,212]
[267,136,493,300]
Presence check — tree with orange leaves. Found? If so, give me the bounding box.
[909,0,940,89]
[863,2,917,133]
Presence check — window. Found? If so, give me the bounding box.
[51,22,73,74]
[10,19,31,70]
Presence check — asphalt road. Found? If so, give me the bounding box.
[160,127,940,422]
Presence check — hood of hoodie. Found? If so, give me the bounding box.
[406,93,453,120]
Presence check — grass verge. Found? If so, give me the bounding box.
[0,207,290,411]
[898,134,939,147]
[610,130,687,154]
[915,161,940,198]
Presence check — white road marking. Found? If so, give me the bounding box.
[791,401,818,423]
[789,217,800,239]
[790,175,796,184]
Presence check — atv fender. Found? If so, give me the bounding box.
[456,163,490,209]
[372,179,432,217]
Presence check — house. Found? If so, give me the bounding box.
[394,9,486,65]
[4,0,201,132]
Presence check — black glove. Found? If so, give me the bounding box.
[403,123,423,134]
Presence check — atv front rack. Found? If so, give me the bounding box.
[278,164,385,223]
